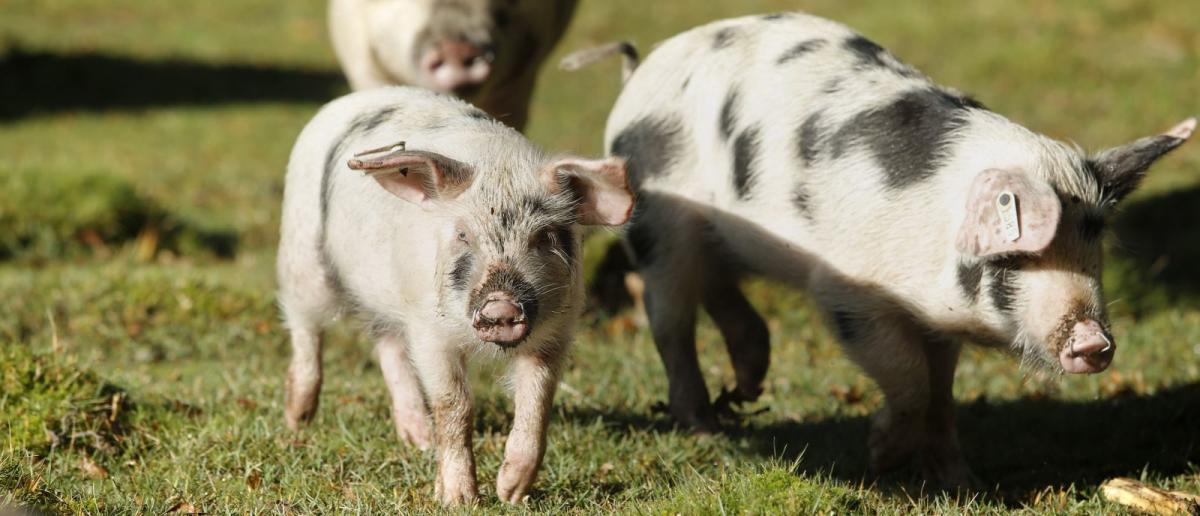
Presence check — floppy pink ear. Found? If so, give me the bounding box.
[541,156,634,226]
[348,146,469,204]
[956,168,1061,257]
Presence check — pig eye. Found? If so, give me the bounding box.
[457,231,470,244]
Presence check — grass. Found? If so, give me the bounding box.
[1,0,1198,513]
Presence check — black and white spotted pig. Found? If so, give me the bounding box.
[277,86,632,505]
[329,0,578,130]
[598,13,1194,486]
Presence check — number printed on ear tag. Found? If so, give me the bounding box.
[996,190,1020,242]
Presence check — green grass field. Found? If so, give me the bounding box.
[2,0,1199,513]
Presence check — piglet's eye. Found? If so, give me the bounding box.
[457,231,469,244]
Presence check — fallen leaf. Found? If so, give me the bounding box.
[167,501,203,514]
[80,456,108,479]
[829,384,864,404]
[1101,477,1199,515]
[236,398,258,411]
[246,470,262,491]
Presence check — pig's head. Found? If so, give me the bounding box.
[365,0,532,96]
[349,144,633,348]
[956,118,1194,374]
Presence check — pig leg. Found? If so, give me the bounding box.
[496,345,564,503]
[820,304,932,476]
[703,279,770,413]
[918,339,975,488]
[283,325,323,430]
[407,331,477,506]
[376,334,432,450]
[630,202,718,432]
[278,243,337,430]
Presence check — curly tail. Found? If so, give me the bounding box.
[558,41,640,83]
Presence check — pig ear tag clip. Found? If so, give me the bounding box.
[352,141,410,176]
[996,190,1020,242]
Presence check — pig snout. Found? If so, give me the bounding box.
[420,39,493,93]
[472,292,528,346]
[1059,320,1115,374]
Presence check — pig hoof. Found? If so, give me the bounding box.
[284,392,319,430]
[713,387,769,422]
[435,473,479,506]
[496,455,539,503]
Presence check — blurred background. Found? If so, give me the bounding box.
[1,0,1198,513]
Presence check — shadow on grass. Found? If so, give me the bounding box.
[562,382,1200,504]
[0,47,346,120]
[1109,185,1200,315]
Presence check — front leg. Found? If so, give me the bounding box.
[496,345,564,503]
[409,337,477,506]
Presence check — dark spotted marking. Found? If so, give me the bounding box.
[822,77,843,95]
[732,126,762,199]
[466,108,495,121]
[609,115,684,188]
[956,261,983,302]
[1080,213,1105,241]
[450,253,473,291]
[777,38,827,65]
[719,88,740,141]
[1087,132,1188,205]
[829,88,974,190]
[987,258,1020,314]
[791,185,812,219]
[843,35,918,77]
[762,13,792,21]
[796,111,825,167]
[830,310,859,342]
[713,28,737,50]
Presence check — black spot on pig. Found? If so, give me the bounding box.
[466,108,494,121]
[957,261,983,302]
[843,36,918,77]
[829,88,973,190]
[796,111,825,167]
[719,88,740,141]
[713,28,737,50]
[361,106,399,132]
[450,253,473,291]
[777,38,827,65]
[822,77,843,95]
[610,115,685,188]
[1080,213,1105,241]
[830,310,860,342]
[987,258,1020,314]
[732,126,762,199]
[791,185,812,219]
[762,13,793,21]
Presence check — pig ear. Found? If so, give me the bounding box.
[347,146,470,204]
[1089,117,1195,205]
[956,168,1062,257]
[541,156,634,226]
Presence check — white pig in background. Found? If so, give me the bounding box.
[329,0,578,130]
[276,86,632,505]
[575,12,1194,487]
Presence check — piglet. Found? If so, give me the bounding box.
[277,86,632,505]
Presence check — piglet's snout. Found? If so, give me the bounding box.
[420,39,492,93]
[472,292,528,346]
[1059,319,1115,374]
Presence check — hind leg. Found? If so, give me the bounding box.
[627,196,715,431]
[703,279,770,413]
[278,240,338,430]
